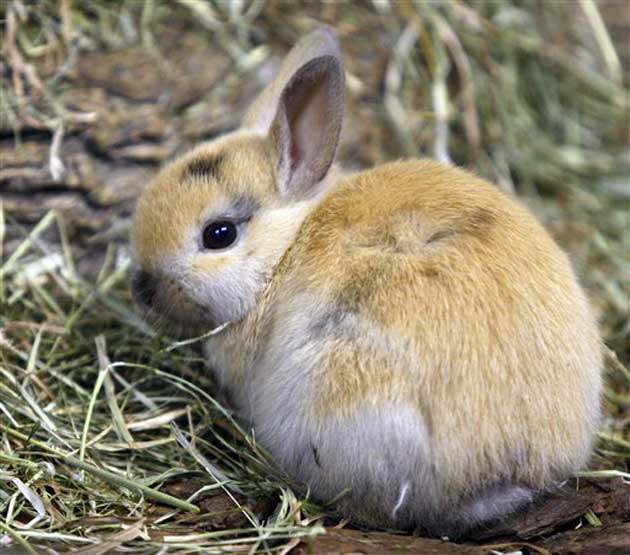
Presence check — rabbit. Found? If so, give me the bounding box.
[130,27,603,537]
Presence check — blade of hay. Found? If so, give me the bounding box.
[65,518,146,555]
[0,424,199,513]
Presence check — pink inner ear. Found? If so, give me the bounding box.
[285,60,343,186]
[285,75,331,182]
[290,139,302,173]
[273,54,344,195]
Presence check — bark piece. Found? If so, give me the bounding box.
[470,479,630,541]
[541,522,630,555]
[294,528,484,555]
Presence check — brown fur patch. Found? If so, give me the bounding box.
[335,269,382,314]
[425,229,453,244]
[459,207,497,237]
[183,154,225,180]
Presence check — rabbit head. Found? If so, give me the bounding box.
[131,28,345,335]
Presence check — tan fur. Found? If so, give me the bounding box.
[202,159,601,508]
[132,133,277,268]
[274,160,601,498]
[131,27,603,535]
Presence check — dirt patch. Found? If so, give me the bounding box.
[294,479,630,554]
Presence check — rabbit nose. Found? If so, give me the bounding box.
[132,270,157,307]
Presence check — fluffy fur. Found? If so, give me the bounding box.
[131,27,603,537]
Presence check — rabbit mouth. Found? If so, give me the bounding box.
[131,270,218,338]
[142,303,215,338]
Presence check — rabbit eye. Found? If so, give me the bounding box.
[202,221,237,250]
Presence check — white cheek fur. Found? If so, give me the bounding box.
[193,201,319,324]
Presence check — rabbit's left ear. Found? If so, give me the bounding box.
[243,27,345,197]
[270,52,345,196]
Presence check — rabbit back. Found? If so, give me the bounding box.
[206,159,602,533]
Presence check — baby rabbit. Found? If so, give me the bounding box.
[131,27,602,536]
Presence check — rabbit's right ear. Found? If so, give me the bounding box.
[242,27,345,197]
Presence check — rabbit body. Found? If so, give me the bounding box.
[131,28,602,536]
[201,159,602,534]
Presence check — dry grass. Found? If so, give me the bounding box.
[0,211,325,554]
[0,1,629,553]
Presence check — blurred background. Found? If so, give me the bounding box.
[1,2,629,553]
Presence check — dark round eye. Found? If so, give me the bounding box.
[202,221,237,250]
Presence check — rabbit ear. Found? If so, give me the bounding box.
[242,27,344,132]
[242,27,345,196]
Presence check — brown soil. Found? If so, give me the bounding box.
[163,477,630,555]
